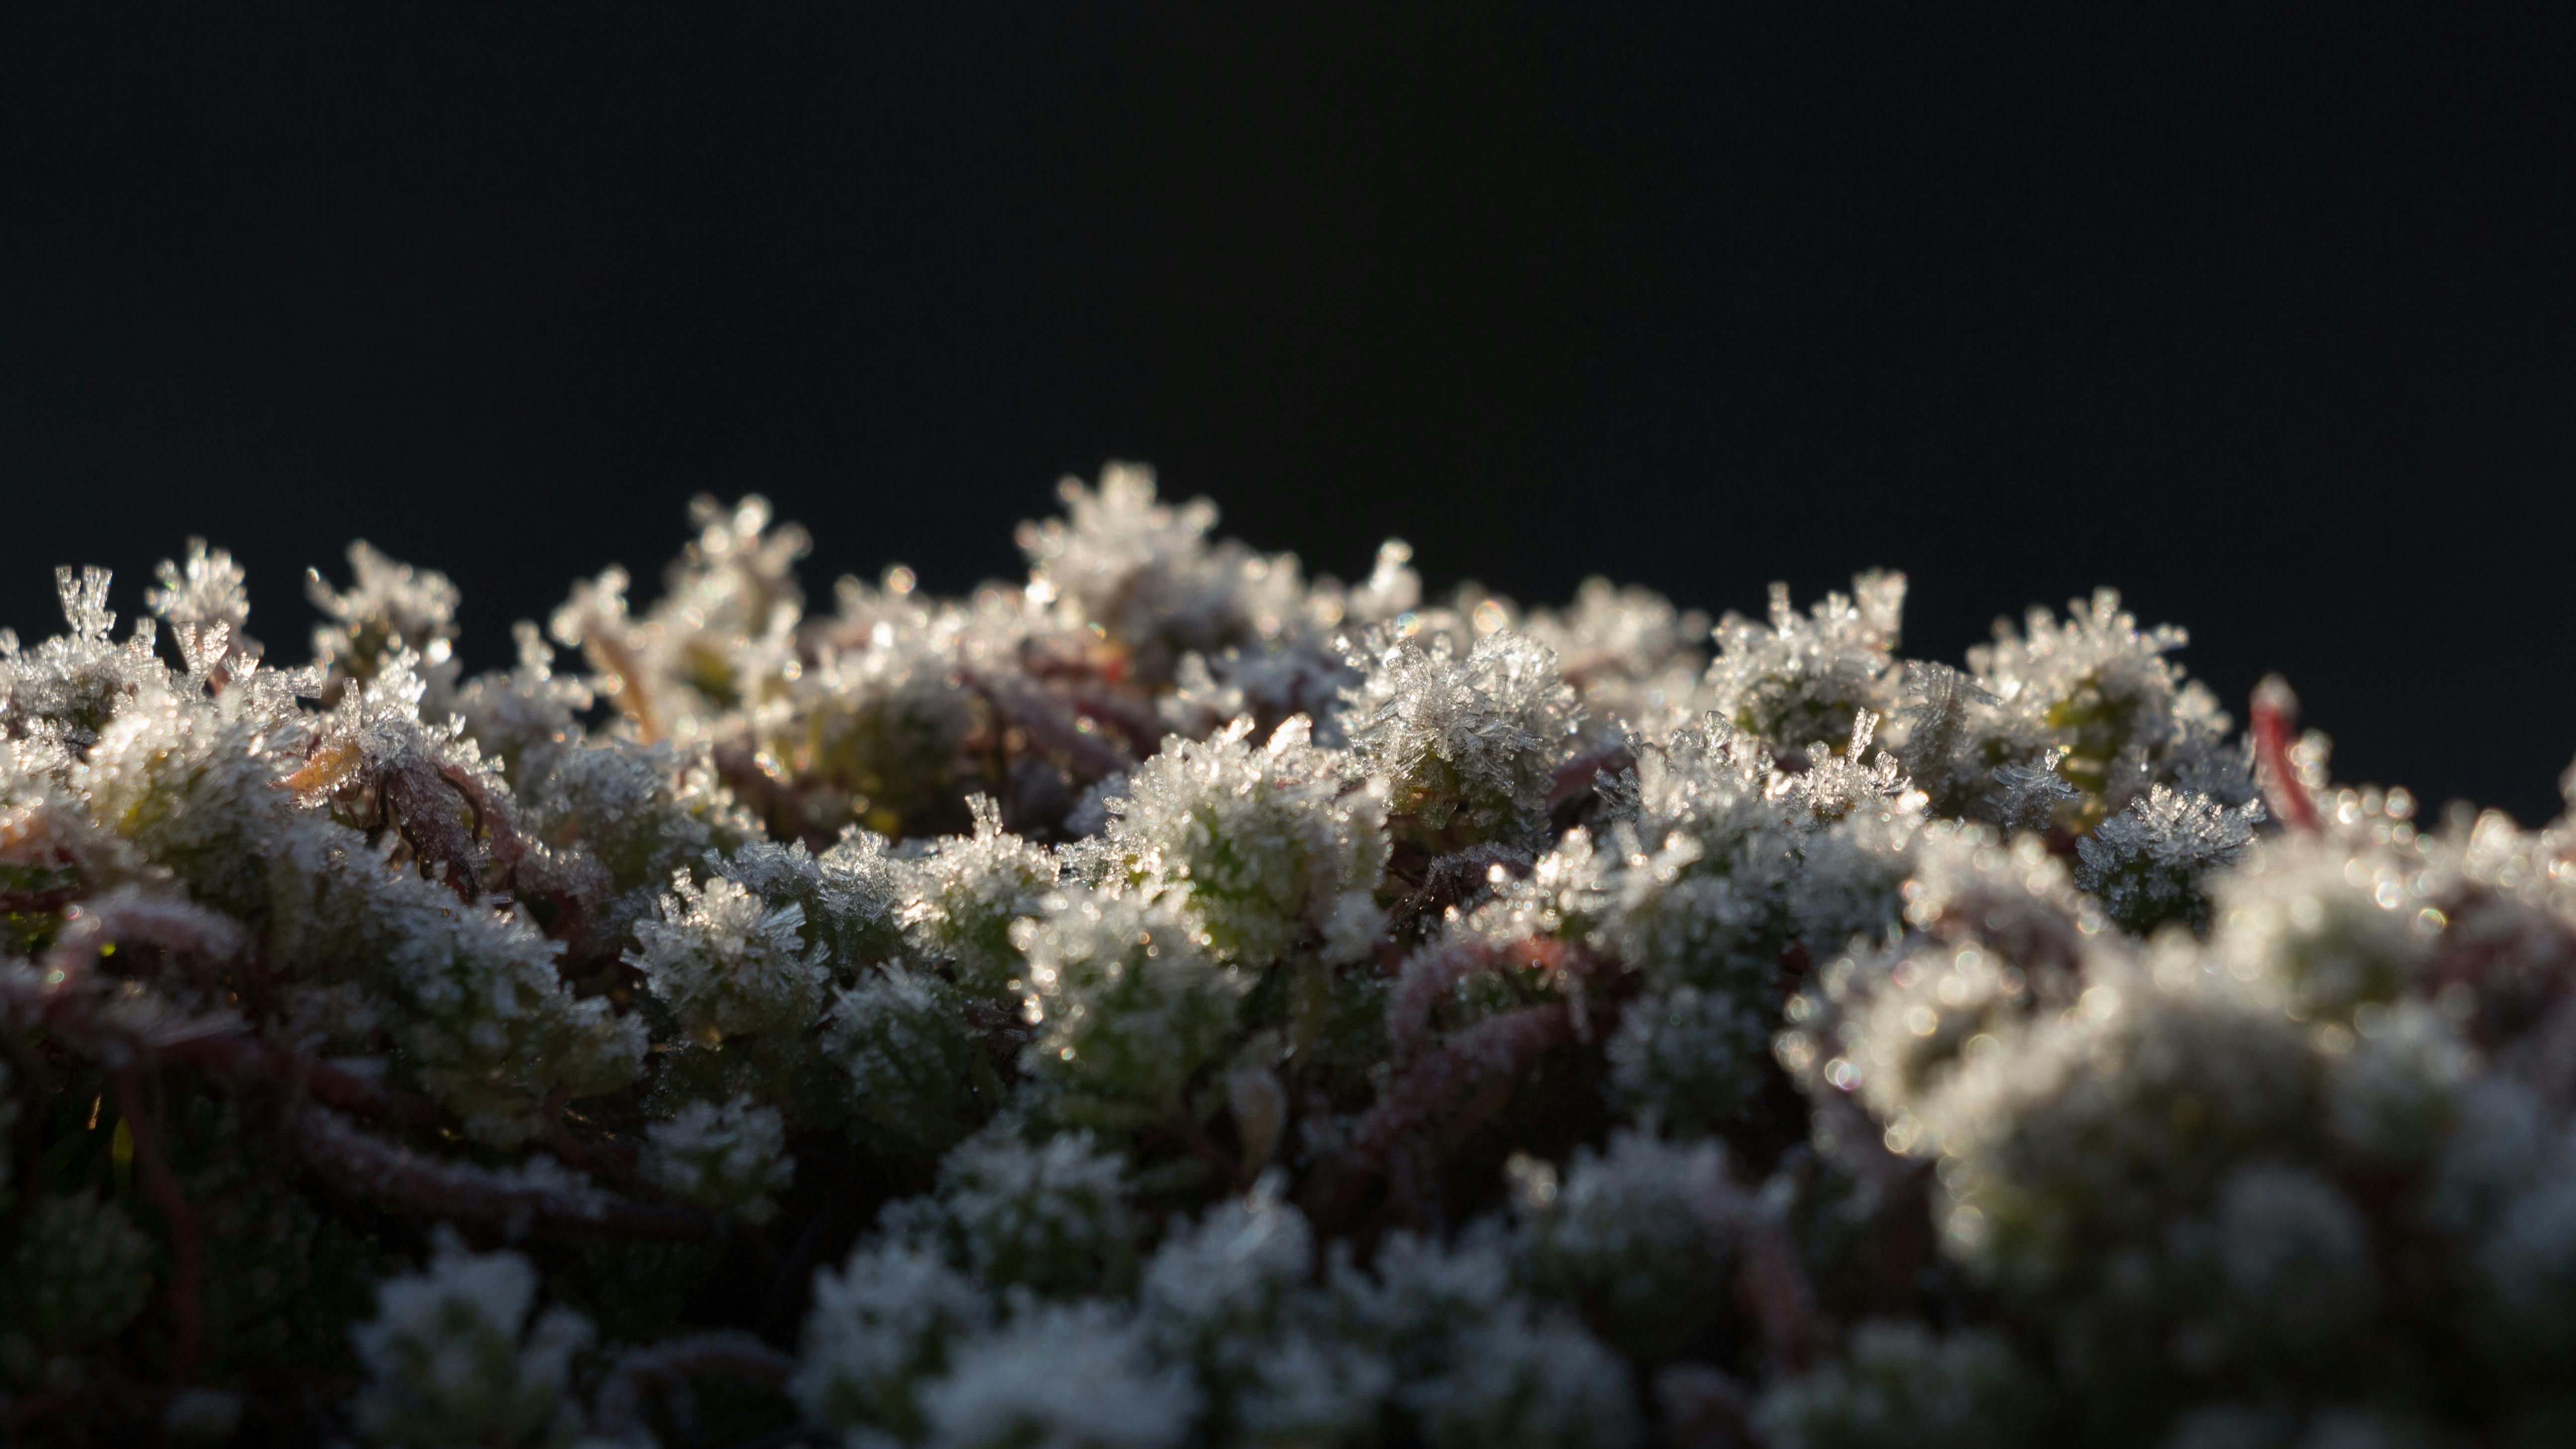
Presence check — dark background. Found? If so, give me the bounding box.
[4,5,2571,819]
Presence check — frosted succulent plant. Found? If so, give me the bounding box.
[1703,574,1908,757]
[897,1123,1136,1297]
[2075,782,2265,935]
[1957,588,2255,824]
[350,1231,594,1449]
[1336,1228,1640,1449]
[1012,886,1249,1129]
[4,465,2576,1447]
[916,1297,1201,1449]
[629,867,829,1043]
[1512,1130,1751,1359]
[827,962,999,1159]
[1340,626,1582,851]
[796,1240,995,1441]
[900,797,1063,998]
[308,541,465,704]
[1070,714,1387,968]
[1606,979,1780,1135]
[638,1092,795,1222]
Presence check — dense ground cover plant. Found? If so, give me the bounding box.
[4,466,2574,1448]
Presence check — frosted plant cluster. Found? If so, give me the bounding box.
[2,465,2573,1447]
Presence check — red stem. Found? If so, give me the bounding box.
[965,667,1135,777]
[1387,935,1601,1061]
[1546,742,1633,809]
[157,1034,444,1130]
[383,764,485,903]
[590,1331,795,1440]
[288,1107,711,1241]
[2251,674,2320,832]
[1355,1001,1576,1163]
[112,1068,203,1382]
[1738,1222,1816,1375]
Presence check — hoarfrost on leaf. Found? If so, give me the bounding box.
[1074,715,1387,967]
[1340,627,1581,851]
[628,867,827,1042]
[2074,783,2264,936]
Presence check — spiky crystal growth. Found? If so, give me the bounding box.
[2,464,2572,1446]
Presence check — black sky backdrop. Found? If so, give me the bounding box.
[4,5,2573,819]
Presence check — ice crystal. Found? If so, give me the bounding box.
[795,604,976,836]
[1338,1229,1640,1448]
[1991,750,2083,833]
[1020,465,1257,682]
[1606,980,1779,1134]
[1703,573,1907,754]
[2076,783,2265,935]
[1513,1130,1750,1358]
[1340,627,1581,850]
[1137,1178,1314,1354]
[897,1124,1135,1297]
[1960,587,2254,822]
[898,798,1061,998]
[147,537,254,646]
[452,622,594,778]
[1519,576,1710,742]
[308,542,464,704]
[0,565,163,748]
[827,962,994,1158]
[629,868,827,1042]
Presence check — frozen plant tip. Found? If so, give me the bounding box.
[1,463,2573,1447]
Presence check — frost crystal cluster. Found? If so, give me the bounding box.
[2,465,2573,1447]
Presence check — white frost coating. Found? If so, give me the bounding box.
[2076,783,2265,934]
[796,1240,994,1440]
[1337,1230,1639,1449]
[898,797,1061,997]
[640,1092,794,1222]
[306,541,465,707]
[907,1125,1134,1298]
[1607,980,1778,1134]
[352,1229,593,1449]
[1013,886,1248,1126]
[1956,587,2254,821]
[915,1298,1200,1449]
[1074,716,1387,967]
[1519,576,1711,743]
[1702,573,1908,757]
[1514,1130,1749,1359]
[147,536,253,640]
[628,868,826,1041]
[1138,1178,1314,1349]
[14,474,2576,1448]
[1341,628,1581,849]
